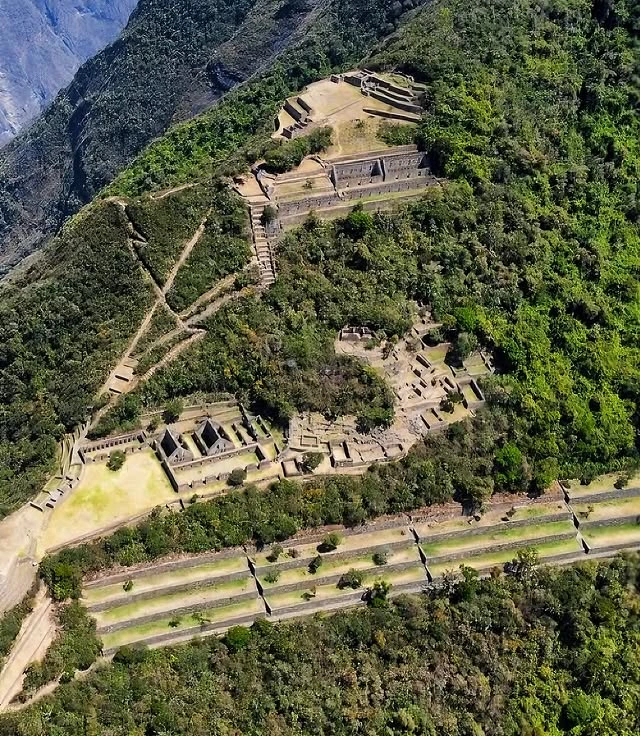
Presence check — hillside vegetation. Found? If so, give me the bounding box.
[3,555,639,735]
[107,0,640,497]
[0,0,421,272]
[0,0,421,517]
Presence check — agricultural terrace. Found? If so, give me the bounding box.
[565,474,640,554]
[80,477,640,655]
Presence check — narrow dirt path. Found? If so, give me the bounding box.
[138,330,206,382]
[0,588,55,710]
[151,183,196,201]
[180,273,237,320]
[91,203,215,427]
[162,217,208,296]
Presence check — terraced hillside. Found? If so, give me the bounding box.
[0,0,423,272]
[564,478,640,558]
[80,478,640,656]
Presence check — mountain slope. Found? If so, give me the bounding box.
[0,0,422,517]
[0,0,416,273]
[0,0,138,145]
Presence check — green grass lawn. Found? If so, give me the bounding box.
[428,537,583,578]
[580,522,640,549]
[421,519,576,559]
[83,555,249,605]
[95,575,254,626]
[573,496,640,524]
[100,597,264,650]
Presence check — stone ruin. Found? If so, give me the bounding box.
[194,418,235,457]
[251,144,439,234]
[339,326,375,342]
[159,428,193,464]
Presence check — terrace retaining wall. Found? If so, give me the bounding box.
[85,549,245,588]
[424,531,579,566]
[568,486,640,504]
[414,513,572,544]
[261,560,424,597]
[103,612,267,655]
[87,570,252,612]
[97,591,261,634]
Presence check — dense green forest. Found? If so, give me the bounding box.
[0,204,153,516]
[3,555,639,735]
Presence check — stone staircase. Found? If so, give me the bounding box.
[249,203,276,287]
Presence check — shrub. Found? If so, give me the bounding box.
[301,452,324,472]
[262,205,277,224]
[162,398,184,424]
[228,468,248,487]
[267,544,283,562]
[107,450,126,472]
[264,570,280,584]
[372,550,389,566]
[367,580,391,607]
[318,532,342,552]
[308,555,323,574]
[337,569,364,589]
[224,626,252,653]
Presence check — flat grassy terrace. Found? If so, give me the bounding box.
[414,501,568,541]
[420,519,577,560]
[258,547,423,591]
[266,566,427,612]
[83,554,249,606]
[39,450,175,554]
[564,472,640,500]
[253,526,413,567]
[580,522,640,550]
[94,575,254,627]
[428,537,584,579]
[100,598,264,651]
[572,494,640,524]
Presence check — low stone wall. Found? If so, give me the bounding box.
[584,540,640,555]
[173,442,258,471]
[568,485,640,504]
[424,531,578,566]
[364,108,420,123]
[414,513,572,544]
[284,99,306,123]
[253,539,415,575]
[97,590,261,634]
[269,590,365,617]
[580,516,640,531]
[87,570,252,612]
[81,431,146,455]
[102,612,266,654]
[262,561,422,599]
[84,444,147,464]
[85,549,243,588]
[368,88,422,113]
[428,548,588,579]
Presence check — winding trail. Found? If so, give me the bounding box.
[0,588,55,710]
[151,183,197,201]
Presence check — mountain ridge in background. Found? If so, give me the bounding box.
[0,0,138,145]
[0,0,409,275]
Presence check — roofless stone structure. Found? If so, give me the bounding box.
[194,419,234,457]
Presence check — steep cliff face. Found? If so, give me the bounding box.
[0,0,138,145]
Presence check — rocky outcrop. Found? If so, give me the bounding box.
[0,0,138,145]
